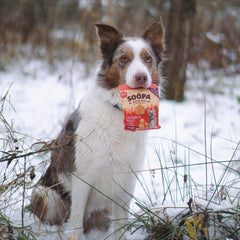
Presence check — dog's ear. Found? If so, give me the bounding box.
[95,24,122,44]
[142,18,165,63]
[95,24,123,64]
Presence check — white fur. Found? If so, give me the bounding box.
[66,83,148,239]
[125,39,152,88]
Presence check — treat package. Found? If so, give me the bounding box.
[119,84,161,131]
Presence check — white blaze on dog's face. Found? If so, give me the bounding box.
[96,18,165,90]
[113,39,155,88]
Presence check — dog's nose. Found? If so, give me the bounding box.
[135,73,147,84]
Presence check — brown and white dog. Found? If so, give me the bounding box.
[30,18,165,240]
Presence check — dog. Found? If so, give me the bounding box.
[30,18,165,240]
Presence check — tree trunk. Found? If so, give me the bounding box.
[165,0,196,102]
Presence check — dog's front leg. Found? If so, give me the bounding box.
[67,176,91,240]
[112,204,129,240]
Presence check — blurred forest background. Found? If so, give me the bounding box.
[0,0,239,101]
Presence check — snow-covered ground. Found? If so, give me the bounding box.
[0,59,239,239]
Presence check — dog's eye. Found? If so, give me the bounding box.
[120,56,129,63]
[145,56,152,63]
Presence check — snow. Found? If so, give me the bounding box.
[206,32,225,44]
[0,59,239,239]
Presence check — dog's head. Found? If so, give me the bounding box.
[96,18,165,89]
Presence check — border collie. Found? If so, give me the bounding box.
[30,18,165,240]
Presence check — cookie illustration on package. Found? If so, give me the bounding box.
[135,104,145,115]
[119,84,161,131]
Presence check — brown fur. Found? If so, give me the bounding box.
[30,194,48,222]
[30,191,71,225]
[140,48,153,65]
[117,48,134,68]
[140,47,161,85]
[142,18,165,63]
[104,48,136,89]
[29,110,80,225]
[84,209,111,234]
[95,23,124,66]
[151,67,161,85]
[104,63,122,89]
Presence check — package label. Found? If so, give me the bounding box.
[119,84,161,131]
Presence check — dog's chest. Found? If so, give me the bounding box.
[74,92,147,175]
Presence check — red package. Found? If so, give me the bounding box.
[119,84,161,131]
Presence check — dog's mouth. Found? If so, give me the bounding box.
[130,83,150,89]
[127,82,151,89]
[127,72,152,89]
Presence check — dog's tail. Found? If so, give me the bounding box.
[28,183,71,225]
